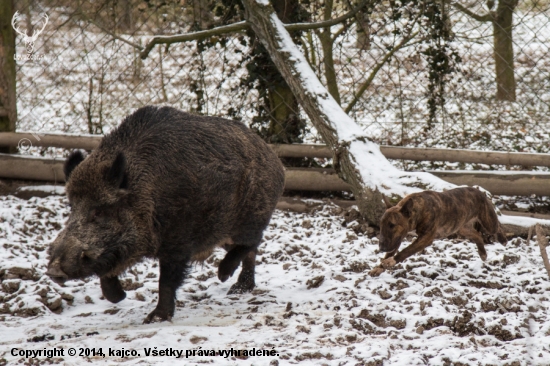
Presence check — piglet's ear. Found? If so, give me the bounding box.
[107,152,128,189]
[64,150,85,181]
[400,199,414,218]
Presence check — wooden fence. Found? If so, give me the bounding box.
[1,132,549,196]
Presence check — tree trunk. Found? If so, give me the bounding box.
[493,0,517,101]
[265,0,304,144]
[118,0,133,33]
[0,0,16,154]
[241,0,456,225]
[318,0,341,105]
[355,2,370,50]
[267,84,301,142]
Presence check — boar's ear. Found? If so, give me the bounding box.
[400,199,414,218]
[107,152,128,189]
[64,150,85,181]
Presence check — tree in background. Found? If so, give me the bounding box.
[0,0,17,154]
[451,0,518,102]
[243,0,309,144]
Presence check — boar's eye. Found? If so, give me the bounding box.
[81,251,92,263]
[90,208,105,222]
[388,222,395,229]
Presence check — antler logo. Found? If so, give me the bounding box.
[11,11,49,54]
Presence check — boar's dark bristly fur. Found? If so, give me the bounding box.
[47,106,285,323]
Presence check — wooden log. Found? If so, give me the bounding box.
[0,154,65,182]
[284,167,351,191]
[381,146,550,167]
[0,132,100,150]
[2,153,550,197]
[285,168,550,196]
[271,144,332,158]
[428,170,550,196]
[500,210,550,221]
[1,133,550,167]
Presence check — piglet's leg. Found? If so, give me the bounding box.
[369,249,398,277]
[144,258,189,324]
[458,226,487,261]
[371,233,435,276]
[100,276,126,303]
[392,233,436,265]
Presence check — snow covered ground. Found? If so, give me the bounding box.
[1,194,549,365]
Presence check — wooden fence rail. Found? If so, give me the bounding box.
[1,132,549,166]
[2,154,550,196]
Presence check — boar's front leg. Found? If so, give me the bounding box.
[100,276,126,303]
[144,258,189,324]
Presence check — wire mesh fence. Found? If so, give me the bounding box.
[13,0,550,162]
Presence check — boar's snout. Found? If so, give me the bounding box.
[46,264,68,284]
[48,231,99,282]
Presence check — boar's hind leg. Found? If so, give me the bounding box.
[227,248,257,295]
[100,276,126,303]
[144,258,189,324]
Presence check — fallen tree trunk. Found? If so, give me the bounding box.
[241,0,455,225]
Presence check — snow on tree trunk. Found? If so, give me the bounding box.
[241,0,454,225]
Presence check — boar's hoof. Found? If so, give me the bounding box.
[100,276,126,303]
[218,262,239,283]
[369,266,385,277]
[227,281,255,295]
[143,309,173,324]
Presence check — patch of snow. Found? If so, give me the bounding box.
[17,185,65,195]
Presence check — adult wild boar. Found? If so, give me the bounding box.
[46,106,285,323]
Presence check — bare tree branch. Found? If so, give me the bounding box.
[535,224,550,279]
[345,32,420,114]
[140,21,249,59]
[77,11,144,50]
[447,0,493,22]
[139,0,370,59]
[285,0,370,31]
